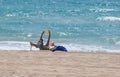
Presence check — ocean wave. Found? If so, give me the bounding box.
[96,16,120,21]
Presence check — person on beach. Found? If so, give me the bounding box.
[30,29,51,50]
[30,29,67,52]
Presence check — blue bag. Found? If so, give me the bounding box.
[52,46,67,52]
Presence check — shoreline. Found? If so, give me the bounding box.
[1,50,120,54]
[0,50,120,77]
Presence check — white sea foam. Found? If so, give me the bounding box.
[97,16,120,21]
[57,43,120,52]
[115,41,120,45]
[0,41,120,52]
[90,8,115,12]
[6,13,16,17]
[59,32,67,37]
[0,41,38,50]
[27,33,32,37]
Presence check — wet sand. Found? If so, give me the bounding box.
[0,50,120,77]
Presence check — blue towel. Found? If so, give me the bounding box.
[51,46,67,52]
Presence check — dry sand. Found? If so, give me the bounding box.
[0,50,120,77]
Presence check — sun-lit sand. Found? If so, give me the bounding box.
[0,50,120,77]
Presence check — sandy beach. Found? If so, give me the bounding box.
[0,50,120,77]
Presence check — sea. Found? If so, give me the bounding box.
[0,0,120,52]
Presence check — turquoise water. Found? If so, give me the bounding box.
[0,0,120,52]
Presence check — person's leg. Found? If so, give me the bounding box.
[30,42,39,48]
[39,29,51,47]
[45,30,51,47]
